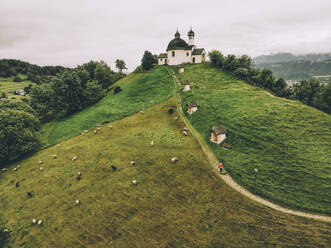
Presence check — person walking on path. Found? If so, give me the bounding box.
[218,163,224,174]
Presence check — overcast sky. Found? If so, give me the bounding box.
[1,0,331,71]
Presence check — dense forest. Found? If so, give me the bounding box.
[254,53,331,82]
[0,59,126,164]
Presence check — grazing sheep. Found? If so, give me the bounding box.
[77,172,82,176]
[57,144,61,147]
[32,219,37,224]
[140,110,144,114]
[97,127,101,131]
[94,130,97,134]
[13,168,17,172]
[171,157,178,163]
[37,220,42,225]
[40,167,43,172]
[27,192,32,198]
[76,172,82,181]
[38,160,43,164]
[4,229,9,233]
[183,127,188,131]
[150,140,154,146]
[1,168,7,171]
[75,200,80,206]
[111,165,117,171]
[108,125,113,129]
[132,180,138,185]
[53,154,58,159]
[175,117,178,121]
[17,165,21,169]
[84,130,88,133]
[130,161,136,166]
[15,182,19,187]
[183,131,188,136]
[72,156,77,161]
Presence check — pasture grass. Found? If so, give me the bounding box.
[40,66,175,147]
[0,75,34,100]
[177,63,331,214]
[0,98,330,247]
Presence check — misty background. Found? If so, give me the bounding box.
[1,0,331,71]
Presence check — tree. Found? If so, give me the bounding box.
[224,54,240,71]
[115,59,127,73]
[141,51,154,70]
[29,83,55,120]
[83,80,104,105]
[94,61,116,89]
[239,55,254,69]
[0,109,40,163]
[208,50,224,68]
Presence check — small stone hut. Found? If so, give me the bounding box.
[187,101,198,115]
[182,80,191,91]
[210,125,227,144]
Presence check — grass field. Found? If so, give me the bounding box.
[0,98,330,248]
[39,66,175,147]
[0,75,34,100]
[176,63,331,214]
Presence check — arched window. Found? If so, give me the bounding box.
[192,57,196,63]
[172,51,175,57]
[186,52,189,56]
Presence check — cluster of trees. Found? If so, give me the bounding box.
[0,59,126,164]
[0,59,69,83]
[0,101,40,163]
[30,60,125,120]
[208,50,331,114]
[135,51,158,72]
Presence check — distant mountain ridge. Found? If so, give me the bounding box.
[254,52,331,64]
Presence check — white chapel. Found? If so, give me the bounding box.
[158,28,206,66]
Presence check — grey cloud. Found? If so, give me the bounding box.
[0,0,330,70]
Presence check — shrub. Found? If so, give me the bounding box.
[114,86,122,94]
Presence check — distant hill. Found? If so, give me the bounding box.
[254,52,331,64]
[254,53,331,82]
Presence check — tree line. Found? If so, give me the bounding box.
[0,59,126,164]
[208,50,331,114]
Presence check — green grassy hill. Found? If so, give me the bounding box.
[40,66,175,147]
[177,63,331,214]
[1,98,330,248]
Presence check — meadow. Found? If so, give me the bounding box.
[0,75,34,100]
[177,63,331,214]
[40,66,175,147]
[0,98,330,248]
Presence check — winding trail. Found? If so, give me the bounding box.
[167,68,331,223]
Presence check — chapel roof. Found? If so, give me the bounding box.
[192,48,205,55]
[167,30,189,51]
[158,53,168,58]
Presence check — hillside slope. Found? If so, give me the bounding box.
[177,63,331,214]
[40,66,175,147]
[1,98,330,247]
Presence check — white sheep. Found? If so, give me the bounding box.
[1,168,7,171]
[96,127,101,131]
[53,154,58,159]
[72,156,77,161]
[175,117,178,120]
[38,160,43,164]
[150,140,154,146]
[32,219,37,224]
[132,180,138,185]
[130,161,136,166]
[13,168,17,172]
[75,200,80,206]
[94,130,97,134]
[77,171,82,176]
[37,220,42,225]
[183,131,188,136]
[171,157,178,163]
[183,127,189,131]
[141,110,145,114]
[17,165,21,168]
[40,167,43,171]
[108,125,113,129]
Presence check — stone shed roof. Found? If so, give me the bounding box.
[211,125,226,135]
[182,80,190,85]
[187,101,198,108]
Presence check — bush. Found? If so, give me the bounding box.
[141,51,155,70]
[114,86,122,94]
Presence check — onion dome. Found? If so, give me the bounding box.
[167,30,189,51]
[188,28,195,37]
